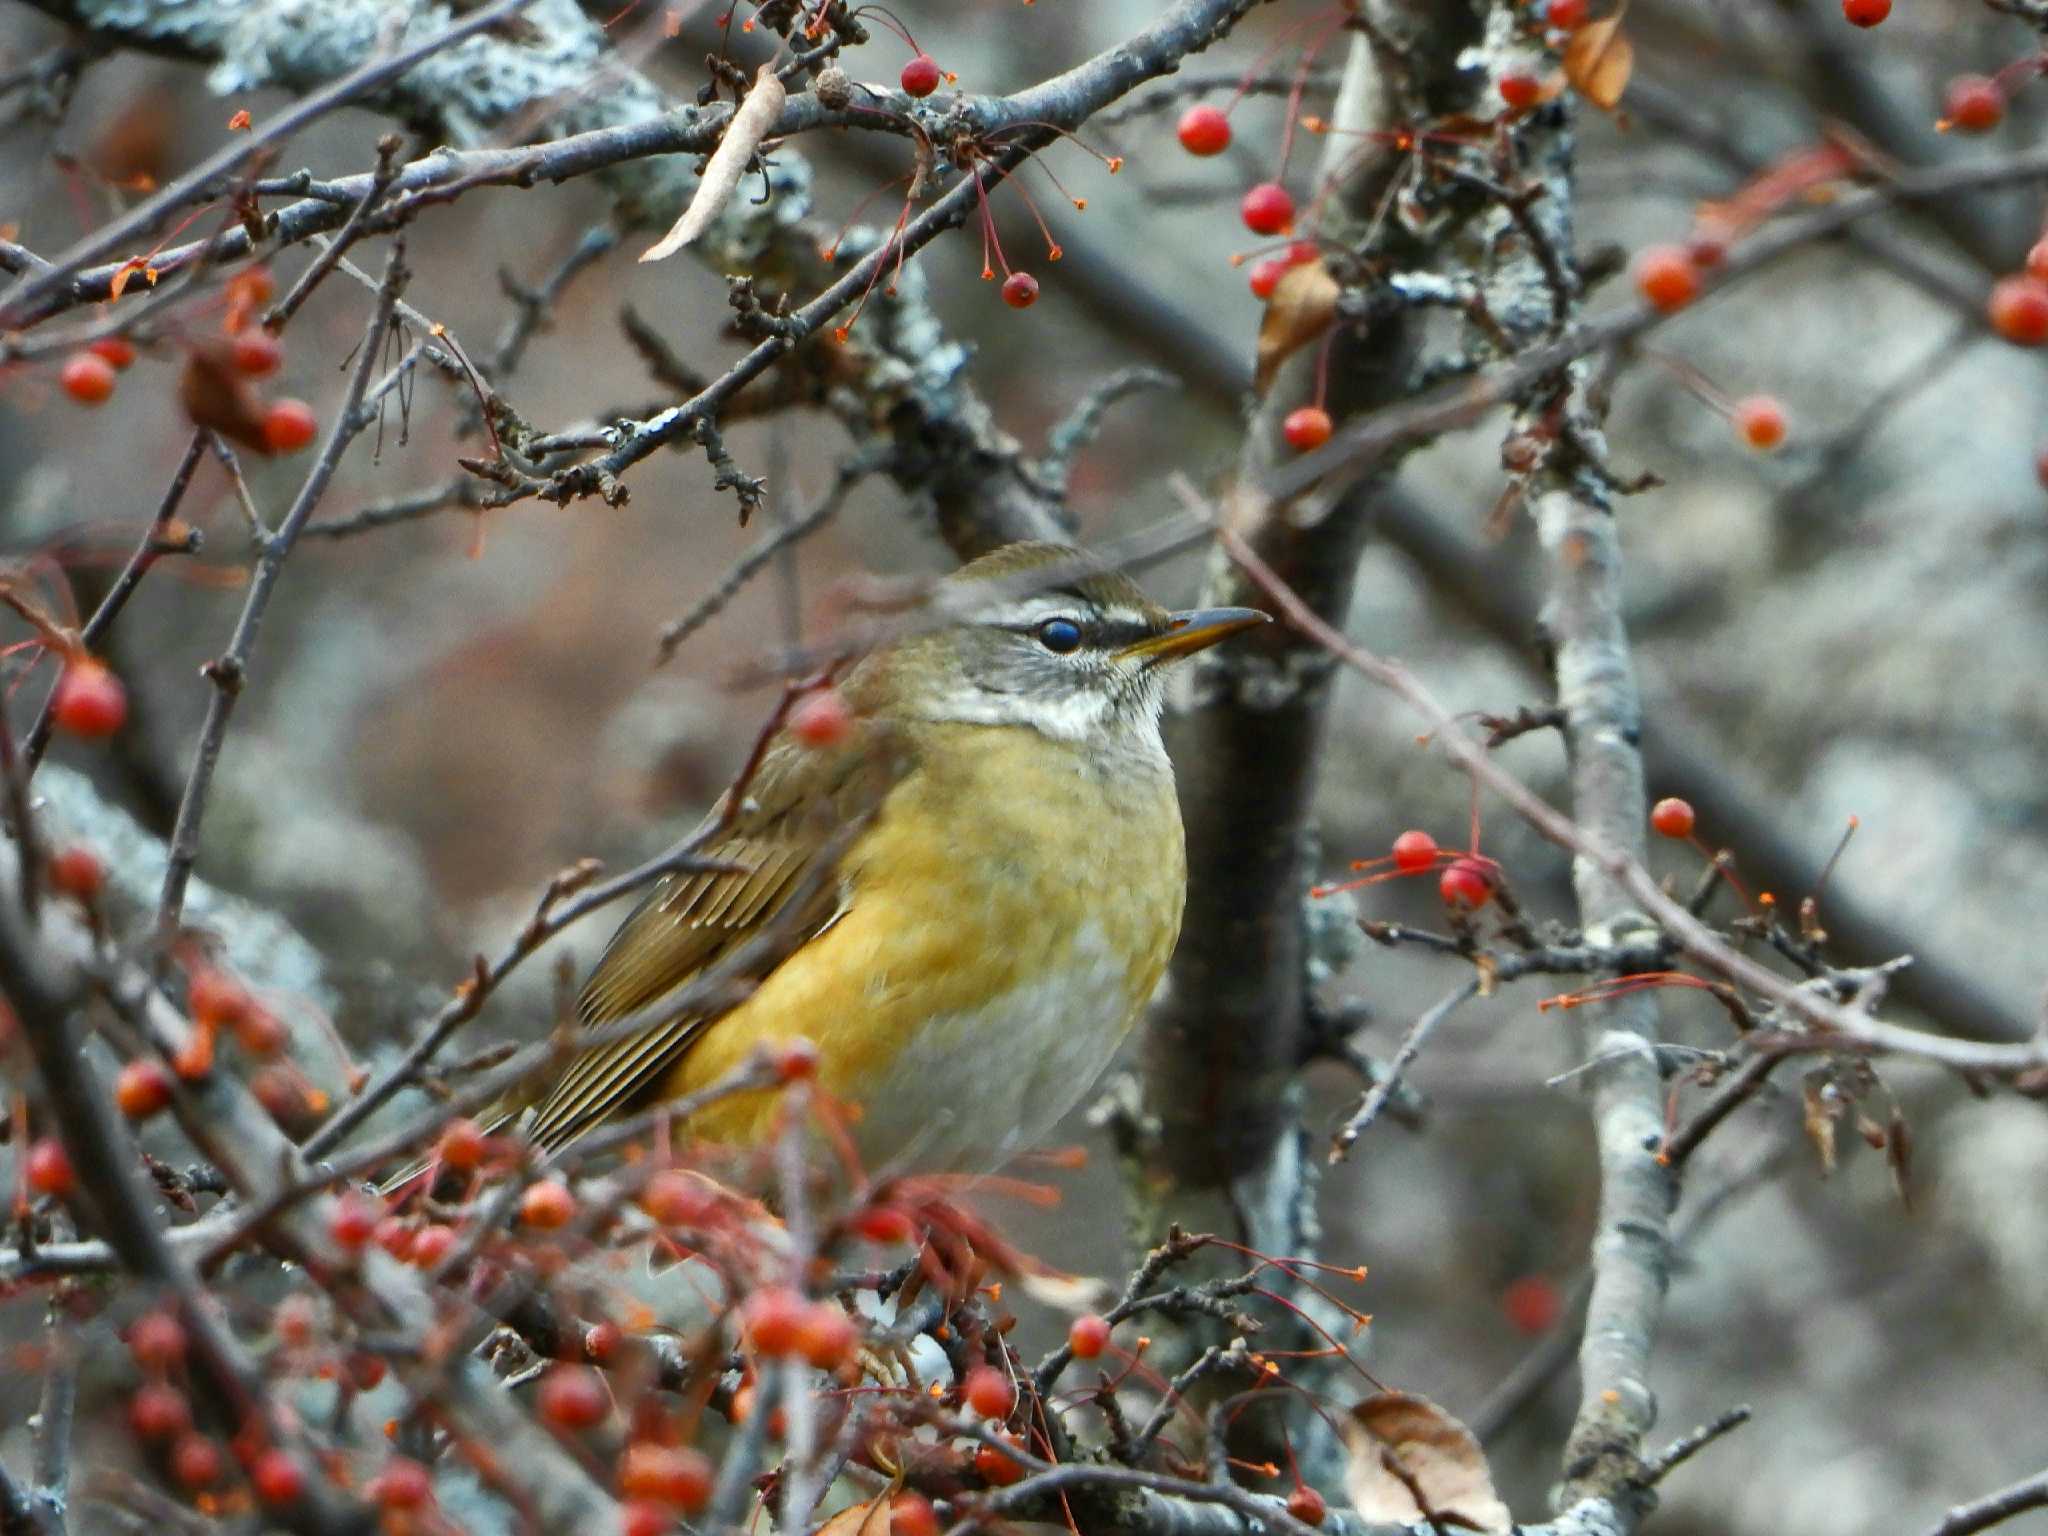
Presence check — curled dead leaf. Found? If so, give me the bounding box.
[1255,259,1339,393]
[1563,17,1634,112]
[641,64,788,262]
[814,1492,893,1536]
[1340,1392,1511,1533]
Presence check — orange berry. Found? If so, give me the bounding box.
[788,689,853,748]
[1634,244,1700,312]
[1733,395,1787,452]
[1286,1486,1327,1527]
[25,1138,73,1198]
[1502,1272,1563,1333]
[963,1365,1016,1421]
[900,53,940,97]
[742,1286,807,1358]
[1390,829,1439,873]
[1001,271,1039,309]
[116,1058,174,1119]
[52,660,126,737]
[619,1443,713,1512]
[262,398,317,454]
[172,1432,224,1488]
[1068,1314,1111,1359]
[892,1493,941,1536]
[328,1192,379,1251]
[437,1117,488,1171]
[1650,796,1696,838]
[1498,72,1544,110]
[642,1168,713,1225]
[1841,0,1889,23]
[230,329,283,377]
[520,1179,575,1229]
[129,1310,188,1371]
[59,352,116,405]
[1282,406,1333,452]
[974,1436,1026,1487]
[1240,182,1294,237]
[251,1449,306,1506]
[87,336,137,369]
[1989,275,2048,344]
[187,966,249,1029]
[539,1364,609,1430]
[797,1301,859,1370]
[1545,0,1589,26]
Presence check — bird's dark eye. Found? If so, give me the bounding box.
[1035,617,1084,654]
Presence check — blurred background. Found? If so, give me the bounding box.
[3,0,2047,1530]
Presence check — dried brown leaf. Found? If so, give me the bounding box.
[180,341,270,454]
[1887,1106,1913,1207]
[1254,259,1339,393]
[640,65,787,262]
[815,1493,892,1536]
[1341,1392,1511,1533]
[1801,1074,1840,1177]
[1563,17,1633,111]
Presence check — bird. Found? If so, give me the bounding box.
[421,542,1266,1183]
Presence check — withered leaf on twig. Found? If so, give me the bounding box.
[640,64,788,262]
[1340,1392,1512,1533]
[1563,17,1634,112]
[813,1493,892,1536]
[1801,1073,1841,1176]
[1254,258,1339,393]
[180,341,271,454]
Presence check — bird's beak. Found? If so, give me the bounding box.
[1116,606,1271,662]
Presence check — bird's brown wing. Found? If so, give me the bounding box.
[517,730,890,1153]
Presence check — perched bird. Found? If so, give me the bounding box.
[444,543,1264,1181]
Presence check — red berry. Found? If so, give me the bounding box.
[172,1031,214,1081]
[974,1437,1026,1487]
[1286,1486,1327,1527]
[171,1432,224,1489]
[187,967,249,1029]
[539,1364,609,1431]
[346,1351,388,1391]
[622,1502,674,1536]
[1991,275,2048,345]
[1733,395,1787,452]
[1001,271,1039,310]
[1545,0,1589,26]
[1634,244,1700,312]
[620,1443,714,1512]
[251,1449,306,1506]
[25,1138,73,1198]
[642,1168,713,1226]
[230,329,283,377]
[374,1216,417,1261]
[1176,104,1231,156]
[2028,240,2048,283]
[1841,0,1889,23]
[1501,1273,1563,1334]
[963,1365,1016,1421]
[370,1458,431,1511]
[1649,796,1696,838]
[51,659,127,737]
[1068,1313,1111,1359]
[1438,858,1493,909]
[521,1178,575,1229]
[410,1223,458,1268]
[1498,72,1544,110]
[789,688,853,748]
[130,1383,192,1440]
[261,398,318,454]
[900,53,940,97]
[1390,829,1439,873]
[438,1117,488,1171]
[234,1005,284,1056]
[329,1192,379,1251]
[1240,182,1295,237]
[742,1286,807,1358]
[59,352,116,405]
[1248,258,1290,300]
[797,1301,859,1369]
[48,846,103,899]
[129,1310,188,1371]
[892,1493,941,1536]
[88,336,137,369]
[116,1059,174,1119]
[1942,74,2004,133]
[1282,406,1333,452]
[585,1321,624,1363]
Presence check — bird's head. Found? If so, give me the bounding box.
[864,542,1269,751]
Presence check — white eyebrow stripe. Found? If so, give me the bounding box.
[980,597,1151,628]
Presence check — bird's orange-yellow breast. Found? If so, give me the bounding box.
[663,719,1184,1172]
